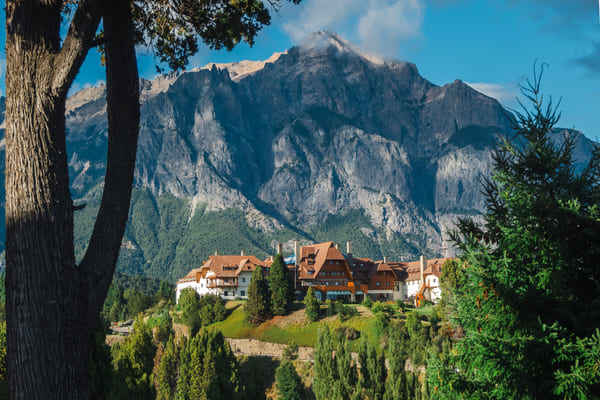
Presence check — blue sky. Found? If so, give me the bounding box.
[1,0,599,139]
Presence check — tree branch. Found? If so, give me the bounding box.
[79,0,140,321]
[51,0,103,98]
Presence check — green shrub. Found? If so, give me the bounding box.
[371,301,384,314]
[362,297,373,308]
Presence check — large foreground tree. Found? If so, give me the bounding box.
[430,69,600,398]
[4,0,299,397]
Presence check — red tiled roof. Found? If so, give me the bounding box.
[298,242,352,280]
[202,255,269,278]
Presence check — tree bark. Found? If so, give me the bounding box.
[80,0,140,319]
[5,0,137,397]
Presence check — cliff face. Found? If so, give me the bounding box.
[1,31,593,277]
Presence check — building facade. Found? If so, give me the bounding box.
[176,241,453,305]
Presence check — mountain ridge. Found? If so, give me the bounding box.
[0,32,595,281]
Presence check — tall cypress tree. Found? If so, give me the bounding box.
[270,254,294,316]
[245,266,272,325]
[358,339,387,400]
[303,287,320,322]
[431,69,600,398]
[384,330,409,400]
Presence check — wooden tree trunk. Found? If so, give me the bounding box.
[4,0,138,397]
[5,4,87,397]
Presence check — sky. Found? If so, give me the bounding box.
[0,0,599,140]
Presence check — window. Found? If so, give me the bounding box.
[330,261,333,265]
[224,291,228,296]
[308,271,314,275]
[320,272,326,276]
[241,277,246,283]
[240,290,245,296]
[386,282,390,286]
[376,282,381,286]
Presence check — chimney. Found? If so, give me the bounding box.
[335,243,339,250]
[277,242,283,255]
[214,251,219,256]
[240,250,245,256]
[420,255,427,285]
[346,241,353,265]
[294,240,300,267]
[383,256,388,264]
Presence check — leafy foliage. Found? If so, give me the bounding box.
[432,69,600,399]
[245,266,272,325]
[178,289,226,334]
[132,0,302,71]
[269,253,294,316]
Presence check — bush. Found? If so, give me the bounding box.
[371,301,384,314]
[335,326,360,341]
[303,287,320,322]
[282,342,299,361]
[373,311,390,337]
[362,297,373,308]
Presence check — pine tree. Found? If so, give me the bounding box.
[432,68,600,398]
[384,330,409,400]
[178,288,202,334]
[156,336,178,400]
[176,330,241,400]
[359,339,387,400]
[313,325,359,400]
[270,254,294,315]
[110,318,157,400]
[275,361,304,400]
[245,266,272,325]
[313,325,337,400]
[303,287,320,322]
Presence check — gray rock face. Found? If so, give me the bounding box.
[59,31,593,257]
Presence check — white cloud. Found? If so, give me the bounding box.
[465,82,518,104]
[357,0,424,57]
[282,0,425,58]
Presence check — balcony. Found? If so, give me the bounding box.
[207,279,238,288]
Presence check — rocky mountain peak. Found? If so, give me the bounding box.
[297,30,390,66]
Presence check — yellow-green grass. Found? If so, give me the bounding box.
[209,302,384,349]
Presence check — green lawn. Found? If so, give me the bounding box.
[208,301,401,350]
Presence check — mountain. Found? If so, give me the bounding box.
[1,31,595,280]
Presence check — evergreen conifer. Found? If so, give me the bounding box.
[270,254,294,315]
[156,336,178,400]
[245,266,272,325]
[303,287,320,322]
[432,68,600,398]
[358,339,387,400]
[275,361,304,400]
